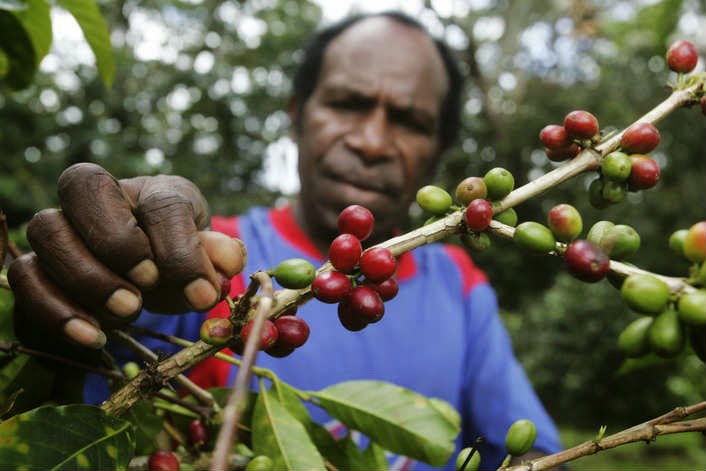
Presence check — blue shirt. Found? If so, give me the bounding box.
[86,205,561,470]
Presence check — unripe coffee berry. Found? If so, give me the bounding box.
[668,229,689,259]
[504,419,537,457]
[617,316,653,358]
[465,199,493,232]
[513,221,556,253]
[240,318,279,350]
[547,203,583,243]
[311,270,351,303]
[483,167,515,200]
[245,455,275,471]
[416,185,453,215]
[564,110,599,139]
[329,234,362,273]
[346,285,385,323]
[683,221,706,263]
[564,239,610,283]
[461,232,491,252]
[188,419,208,449]
[455,447,481,471]
[601,151,632,182]
[539,124,570,149]
[455,176,487,205]
[666,40,698,73]
[338,204,374,241]
[493,208,518,227]
[620,122,660,154]
[272,258,316,289]
[199,317,234,347]
[627,154,660,190]
[273,315,310,348]
[148,450,180,471]
[360,247,397,283]
[620,274,671,314]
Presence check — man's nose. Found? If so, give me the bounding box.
[345,106,394,161]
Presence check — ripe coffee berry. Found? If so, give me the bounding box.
[364,277,399,301]
[273,315,310,348]
[564,239,610,283]
[539,124,570,149]
[547,203,583,243]
[359,247,397,283]
[188,419,208,449]
[329,234,362,273]
[564,110,599,139]
[148,450,179,471]
[337,300,368,332]
[455,176,487,205]
[346,285,385,323]
[620,122,660,154]
[240,318,279,350]
[545,143,580,162]
[338,204,374,241]
[199,317,234,347]
[311,270,351,303]
[465,199,493,232]
[666,40,698,73]
[627,154,660,190]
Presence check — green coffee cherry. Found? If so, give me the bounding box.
[483,167,514,200]
[122,361,141,379]
[245,455,274,471]
[587,220,614,246]
[273,258,316,289]
[199,317,234,347]
[513,222,556,253]
[601,151,632,181]
[620,274,671,315]
[588,178,611,209]
[504,419,537,456]
[416,185,453,215]
[668,229,689,259]
[601,179,626,204]
[455,447,481,471]
[460,232,491,252]
[677,290,706,326]
[648,309,685,358]
[617,317,653,358]
[494,208,518,227]
[599,224,640,260]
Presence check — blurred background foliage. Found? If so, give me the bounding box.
[0,0,704,451]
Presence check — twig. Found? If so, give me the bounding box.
[111,330,217,410]
[211,270,274,471]
[502,401,706,471]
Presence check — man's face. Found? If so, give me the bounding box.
[293,17,449,244]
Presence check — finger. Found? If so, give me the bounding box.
[8,254,107,350]
[27,208,142,321]
[198,231,247,278]
[128,177,219,311]
[57,163,158,288]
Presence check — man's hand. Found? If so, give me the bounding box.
[8,163,246,350]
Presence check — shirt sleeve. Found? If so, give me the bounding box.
[461,283,562,468]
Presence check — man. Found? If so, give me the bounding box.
[8,11,561,470]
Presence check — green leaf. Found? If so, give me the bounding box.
[124,400,163,456]
[0,404,135,470]
[252,387,326,470]
[0,10,36,89]
[0,0,27,11]
[271,378,310,425]
[13,0,51,65]
[0,355,55,415]
[56,0,114,87]
[310,423,389,471]
[311,380,459,467]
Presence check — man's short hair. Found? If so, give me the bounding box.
[292,11,464,152]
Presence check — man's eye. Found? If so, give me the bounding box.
[330,98,370,111]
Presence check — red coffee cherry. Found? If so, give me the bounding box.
[148,450,180,471]
[627,154,660,190]
[545,143,580,162]
[218,273,232,301]
[539,124,570,149]
[564,110,599,139]
[547,203,583,243]
[364,277,399,301]
[666,40,698,73]
[264,343,295,358]
[199,317,234,347]
[337,300,368,332]
[346,285,385,323]
[240,318,279,350]
[465,199,493,232]
[564,239,610,283]
[273,315,310,349]
[188,419,208,449]
[311,270,351,303]
[329,233,362,273]
[620,122,660,154]
[337,204,375,241]
[360,247,397,283]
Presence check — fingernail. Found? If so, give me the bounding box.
[64,318,106,349]
[185,278,219,310]
[219,238,247,276]
[106,288,142,317]
[128,260,158,287]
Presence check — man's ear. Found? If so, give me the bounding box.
[287,96,301,142]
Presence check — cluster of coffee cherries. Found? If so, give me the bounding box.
[617,220,706,362]
[310,204,399,331]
